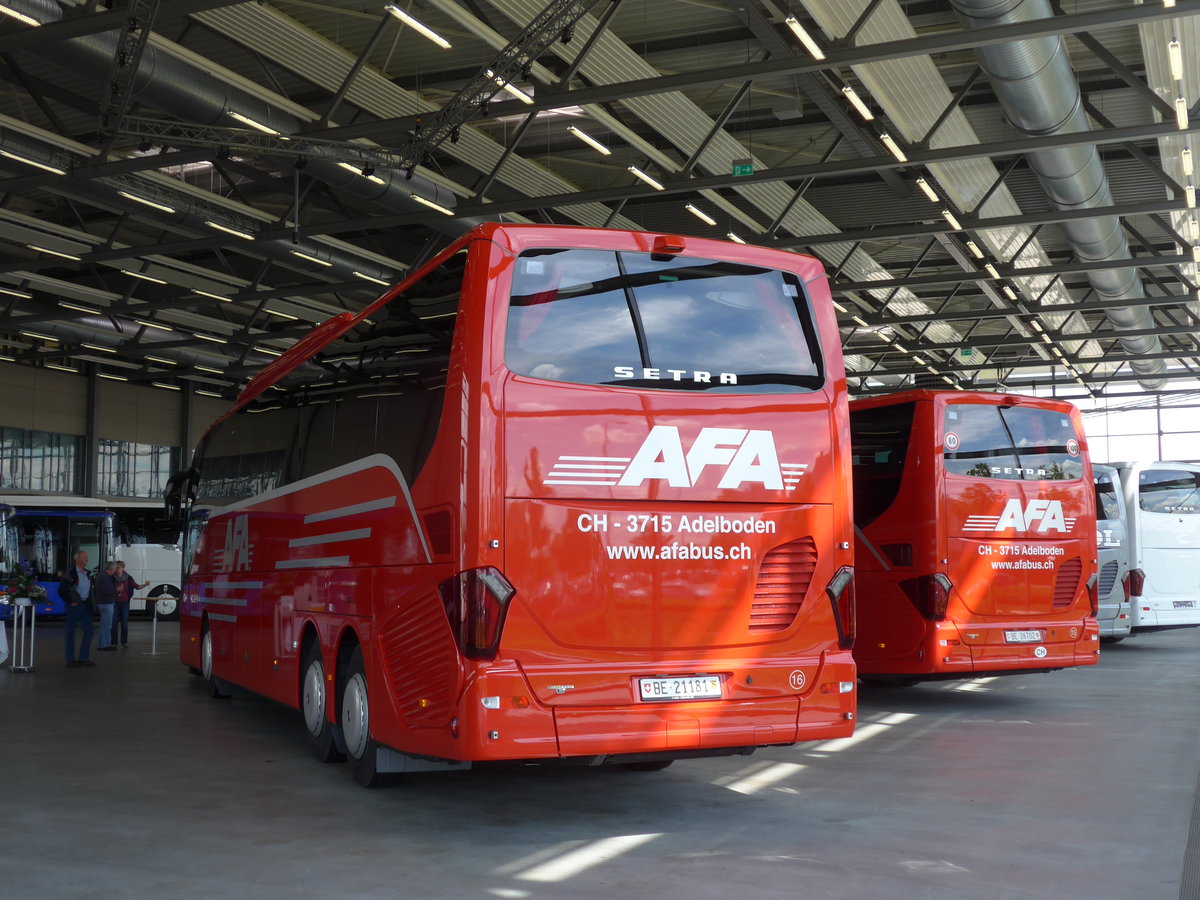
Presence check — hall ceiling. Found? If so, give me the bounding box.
[0,0,1198,401]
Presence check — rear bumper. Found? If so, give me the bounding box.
[873,618,1100,675]
[1097,603,1132,638]
[1131,598,1200,630]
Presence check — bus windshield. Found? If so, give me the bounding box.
[505,248,823,392]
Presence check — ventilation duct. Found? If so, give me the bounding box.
[949,0,1168,390]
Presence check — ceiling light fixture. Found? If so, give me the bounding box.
[915,177,938,202]
[832,301,848,313]
[0,286,32,299]
[45,363,78,373]
[97,373,128,382]
[145,355,177,365]
[942,376,956,386]
[353,271,390,286]
[983,263,1000,279]
[1002,285,1018,300]
[852,316,869,327]
[0,149,67,175]
[628,165,665,190]
[290,249,333,267]
[567,125,611,155]
[941,209,963,231]
[121,269,168,284]
[486,69,534,104]
[264,308,300,321]
[193,289,233,302]
[135,319,173,332]
[228,110,280,136]
[410,193,454,215]
[879,133,908,163]
[685,203,716,226]
[1176,96,1189,130]
[81,342,117,353]
[205,220,255,240]
[0,5,41,26]
[1188,183,1197,208]
[28,244,81,261]
[151,381,181,391]
[58,301,99,313]
[784,15,825,60]
[385,4,451,49]
[195,389,224,398]
[1185,148,1194,177]
[1169,39,1185,82]
[965,240,985,259]
[194,365,224,375]
[726,232,747,244]
[117,190,176,214]
[194,333,228,344]
[19,329,55,341]
[841,85,874,121]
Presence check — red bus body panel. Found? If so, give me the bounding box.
[181,224,856,764]
[852,390,1099,678]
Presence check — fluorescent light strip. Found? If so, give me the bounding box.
[194,333,228,344]
[29,244,81,261]
[1031,319,1044,332]
[121,269,168,284]
[1185,148,1194,177]
[264,308,299,320]
[915,177,938,202]
[194,289,233,302]
[97,373,128,382]
[1177,96,1189,130]
[81,343,116,353]
[941,209,963,231]
[832,301,848,313]
[195,390,224,398]
[290,249,333,267]
[117,190,176,214]
[205,220,255,240]
[145,355,176,365]
[0,148,66,175]
[486,69,534,104]
[20,329,55,341]
[1002,285,1018,300]
[59,301,99,313]
[337,161,385,185]
[841,85,874,121]
[1189,218,1199,242]
[411,194,454,216]
[0,5,41,26]
[151,382,181,391]
[942,376,956,385]
[965,240,985,259]
[1169,39,1184,82]
[45,363,78,373]
[983,263,1000,279]
[194,365,224,375]
[0,286,32,299]
[784,15,825,60]
[628,165,665,190]
[1189,183,1197,208]
[228,110,280,136]
[353,271,390,286]
[567,125,611,155]
[254,346,284,357]
[879,133,907,163]
[726,232,746,244]
[385,3,451,49]
[135,319,173,332]
[685,203,716,226]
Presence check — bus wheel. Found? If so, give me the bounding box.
[153,588,181,621]
[302,643,343,763]
[201,625,231,699]
[621,760,674,772]
[341,647,387,787]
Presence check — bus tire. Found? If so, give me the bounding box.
[341,647,389,788]
[302,642,343,763]
[201,624,232,699]
[151,587,181,622]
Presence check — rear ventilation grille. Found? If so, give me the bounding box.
[1053,557,1083,610]
[750,538,817,632]
[1097,559,1119,596]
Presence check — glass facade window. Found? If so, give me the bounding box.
[0,427,82,493]
[97,439,181,499]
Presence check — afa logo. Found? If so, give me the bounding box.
[215,513,254,573]
[963,499,1077,534]
[544,425,809,491]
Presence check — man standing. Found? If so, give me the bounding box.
[94,561,117,651]
[60,550,96,668]
[110,561,145,649]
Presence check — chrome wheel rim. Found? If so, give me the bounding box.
[302,658,326,737]
[201,630,213,681]
[342,671,370,759]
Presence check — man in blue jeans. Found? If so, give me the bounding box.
[59,550,96,668]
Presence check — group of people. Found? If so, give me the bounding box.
[60,550,147,668]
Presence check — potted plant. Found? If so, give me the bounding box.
[1,562,48,608]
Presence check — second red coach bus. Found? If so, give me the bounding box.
[849,390,1099,683]
[170,223,857,785]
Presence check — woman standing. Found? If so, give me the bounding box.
[111,561,146,649]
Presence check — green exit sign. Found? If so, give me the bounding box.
[732,158,754,177]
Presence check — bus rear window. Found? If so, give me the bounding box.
[943,403,1083,481]
[1095,472,1122,522]
[504,248,823,392]
[1140,469,1200,514]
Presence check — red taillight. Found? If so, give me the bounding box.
[1127,568,1146,598]
[824,566,855,650]
[900,573,952,621]
[438,567,515,661]
[1086,573,1099,617]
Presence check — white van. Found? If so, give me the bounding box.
[116,541,182,620]
[1109,461,1200,630]
[1093,465,1133,640]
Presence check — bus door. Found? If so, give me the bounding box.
[1136,467,1200,617]
[940,401,1090,622]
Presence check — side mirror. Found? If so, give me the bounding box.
[164,467,198,522]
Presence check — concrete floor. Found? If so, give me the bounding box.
[2,619,1198,900]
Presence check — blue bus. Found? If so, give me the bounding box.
[0,507,116,618]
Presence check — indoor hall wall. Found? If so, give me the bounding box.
[0,362,88,435]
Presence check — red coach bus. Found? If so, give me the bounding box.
[168,223,857,785]
[848,390,1099,683]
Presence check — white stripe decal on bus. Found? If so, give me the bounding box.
[275,556,351,569]
[207,613,238,623]
[203,581,264,590]
[288,528,372,548]
[304,497,396,524]
[200,596,250,607]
